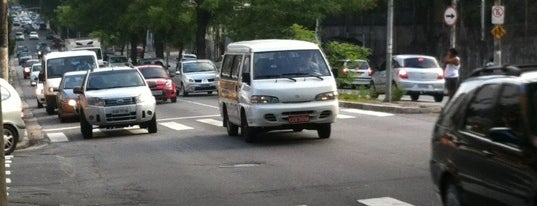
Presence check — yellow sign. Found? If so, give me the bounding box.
[491,25,506,40]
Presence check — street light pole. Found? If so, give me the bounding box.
[384,0,393,102]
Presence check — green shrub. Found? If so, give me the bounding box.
[391,85,405,101]
[358,85,368,99]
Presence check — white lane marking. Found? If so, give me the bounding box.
[159,122,194,131]
[6,178,10,184]
[47,132,69,142]
[337,114,355,119]
[341,109,394,117]
[5,164,9,168]
[5,171,10,175]
[4,160,11,164]
[179,99,219,109]
[43,126,79,132]
[94,126,146,135]
[196,119,222,127]
[157,114,220,122]
[5,155,13,160]
[357,197,414,206]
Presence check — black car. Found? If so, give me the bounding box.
[430,65,537,206]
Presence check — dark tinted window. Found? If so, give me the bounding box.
[230,55,243,80]
[87,70,144,90]
[221,55,234,79]
[139,66,169,79]
[464,84,501,134]
[62,74,85,89]
[183,62,216,73]
[528,83,537,135]
[492,84,524,145]
[402,57,439,68]
[345,60,369,70]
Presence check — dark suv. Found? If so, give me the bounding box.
[430,65,537,206]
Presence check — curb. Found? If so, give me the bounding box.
[339,101,442,114]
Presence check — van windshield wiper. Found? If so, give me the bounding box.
[255,74,281,79]
[282,72,324,80]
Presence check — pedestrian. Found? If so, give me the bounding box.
[443,48,460,100]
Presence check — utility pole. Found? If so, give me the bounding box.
[0,0,7,204]
[481,0,485,41]
[384,0,393,102]
[493,0,502,66]
[450,0,457,48]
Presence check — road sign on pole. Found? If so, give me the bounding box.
[492,5,505,25]
[444,7,458,27]
[491,25,506,40]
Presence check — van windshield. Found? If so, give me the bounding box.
[46,55,97,78]
[253,50,330,80]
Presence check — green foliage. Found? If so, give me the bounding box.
[357,85,369,99]
[324,41,371,67]
[288,24,319,44]
[391,85,405,101]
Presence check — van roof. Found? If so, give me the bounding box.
[226,39,320,53]
[44,50,97,60]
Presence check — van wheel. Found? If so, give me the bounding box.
[444,180,463,206]
[410,94,420,101]
[80,111,93,139]
[46,104,54,115]
[317,124,331,139]
[225,115,239,136]
[37,99,43,108]
[4,125,18,155]
[369,82,379,98]
[241,114,258,143]
[147,114,157,133]
[434,94,444,102]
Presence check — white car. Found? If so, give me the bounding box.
[174,59,219,96]
[15,32,24,41]
[35,82,46,108]
[74,67,157,139]
[0,78,27,155]
[30,63,41,86]
[29,31,39,40]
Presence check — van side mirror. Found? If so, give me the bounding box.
[38,72,44,81]
[73,87,83,94]
[242,73,251,85]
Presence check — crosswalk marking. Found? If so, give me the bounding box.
[6,178,11,184]
[357,197,414,206]
[337,114,355,119]
[159,122,194,131]
[5,171,10,175]
[341,108,394,117]
[196,119,222,127]
[47,132,69,142]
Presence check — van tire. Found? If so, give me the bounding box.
[46,104,54,115]
[410,94,420,101]
[444,179,463,206]
[37,99,43,108]
[80,111,93,139]
[434,94,444,102]
[317,124,331,139]
[241,113,258,142]
[226,117,239,136]
[171,95,177,103]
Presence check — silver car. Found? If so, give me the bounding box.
[174,59,218,96]
[370,55,445,102]
[0,78,27,155]
[30,63,41,86]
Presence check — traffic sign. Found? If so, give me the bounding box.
[444,7,458,26]
[491,25,506,40]
[492,5,505,25]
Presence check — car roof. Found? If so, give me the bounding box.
[226,39,320,53]
[393,54,437,60]
[90,66,136,73]
[63,70,88,76]
[181,59,214,64]
[136,65,164,69]
[44,50,97,59]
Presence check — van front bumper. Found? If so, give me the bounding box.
[243,100,339,127]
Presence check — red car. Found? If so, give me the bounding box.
[136,65,177,103]
[23,59,40,79]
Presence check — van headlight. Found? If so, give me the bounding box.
[251,95,279,104]
[315,91,337,101]
[87,97,104,106]
[136,94,153,103]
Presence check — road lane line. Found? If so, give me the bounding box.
[5,171,10,175]
[47,132,69,142]
[337,114,355,119]
[179,99,219,109]
[5,164,9,168]
[5,155,13,160]
[4,160,11,164]
[341,108,394,117]
[159,122,194,131]
[196,119,222,127]
[357,197,414,206]
[6,178,10,184]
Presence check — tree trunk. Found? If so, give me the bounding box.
[130,38,139,65]
[154,32,164,58]
[196,8,210,59]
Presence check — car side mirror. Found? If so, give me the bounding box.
[73,87,83,94]
[147,81,157,89]
[38,72,44,81]
[488,127,520,144]
[242,72,251,85]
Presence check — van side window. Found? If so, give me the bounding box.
[242,56,250,74]
[221,55,235,79]
[230,55,243,80]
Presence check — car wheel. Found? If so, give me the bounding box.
[434,93,444,102]
[46,104,55,115]
[171,94,177,103]
[4,125,18,155]
[80,111,93,139]
[241,114,258,143]
[444,180,463,206]
[317,124,331,139]
[410,93,420,101]
[37,99,43,108]
[180,83,189,97]
[293,129,303,132]
[147,114,158,134]
[208,91,213,95]
[369,82,379,98]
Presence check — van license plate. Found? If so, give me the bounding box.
[288,115,310,124]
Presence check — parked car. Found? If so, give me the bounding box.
[30,63,41,86]
[174,59,219,96]
[337,59,373,88]
[15,32,24,41]
[136,65,177,103]
[57,71,86,122]
[107,55,131,67]
[29,31,39,40]
[430,65,537,206]
[23,59,39,79]
[35,82,46,108]
[74,66,157,139]
[370,55,445,102]
[0,78,27,155]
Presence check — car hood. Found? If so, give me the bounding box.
[251,76,337,103]
[61,89,79,99]
[85,86,151,99]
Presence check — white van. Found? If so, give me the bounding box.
[218,39,339,142]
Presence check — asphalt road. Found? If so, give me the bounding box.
[8,37,443,206]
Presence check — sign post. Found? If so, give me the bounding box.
[492,1,504,66]
[444,4,458,48]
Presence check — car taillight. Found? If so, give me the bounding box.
[437,70,444,79]
[398,69,408,79]
[368,68,373,76]
[166,80,173,89]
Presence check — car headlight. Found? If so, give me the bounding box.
[188,78,194,83]
[24,67,30,72]
[136,94,154,103]
[315,91,338,101]
[68,99,77,107]
[87,97,104,106]
[251,95,279,104]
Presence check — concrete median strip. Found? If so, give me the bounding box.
[357,197,414,206]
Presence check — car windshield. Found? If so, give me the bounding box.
[62,74,85,89]
[86,70,145,90]
[183,62,216,73]
[32,64,41,72]
[46,55,97,78]
[253,50,330,80]
[345,60,369,70]
[110,56,128,63]
[402,57,439,68]
[529,83,537,135]
[139,66,169,79]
